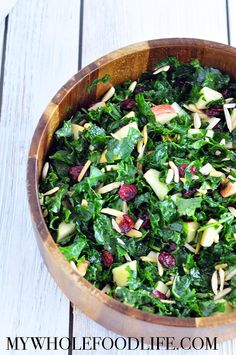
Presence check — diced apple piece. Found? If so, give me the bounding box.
[155,281,169,295]
[196,87,223,110]
[71,124,84,140]
[183,221,199,243]
[112,260,137,287]
[200,219,222,247]
[220,180,236,197]
[111,122,139,140]
[57,221,75,242]
[143,169,168,200]
[151,104,177,124]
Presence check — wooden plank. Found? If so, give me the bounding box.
[0,0,80,349]
[228,0,236,46]
[73,1,234,354]
[82,0,228,66]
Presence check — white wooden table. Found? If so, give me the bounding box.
[0,1,235,354]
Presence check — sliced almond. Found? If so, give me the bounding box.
[97,181,122,194]
[42,209,48,217]
[228,206,236,218]
[116,237,126,246]
[225,98,234,103]
[193,112,201,129]
[77,160,92,182]
[165,168,174,184]
[211,270,218,295]
[112,218,122,233]
[156,254,164,276]
[215,263,228,270]
[195,241,201,254]
[42,162,49,179]
[128,81,137,93]
[206,117,221,130]
[213,287,232,301]
[70,260,90,277]
[137,140,144,154]
[224,106,232,132]
[43,186,59,196]
[125,229,143,238]
[134,218,144,230]
[165,280,173,286]
[184,242,196,253]
[101,86,115,102]
[219,268,225,292]
[153,65,170,75]
[169,161,179,183]
[122,111,135,119]
[100,149,107,163]
[183,104,202,113]
[225,267,236,281]
[124,253,132,262]
[160,300,176,304]
[88,101,106,111]
[142,125,148,145]
[101,284,111,293]
[224,103,236,109]
[101,208,124,217]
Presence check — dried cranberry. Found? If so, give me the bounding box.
[212,122,223,131]
[153,290,167,300]
[139,211,150,229]
[158,252,175,268]
[190,166,197,174]
[120,99,136,111]
[178,164,188,177]
[69,165,84,182]
[182,188,196,197]
[118,184,138,201]
[166,242,177,252]
[118,214,135,234]
[220,88,232,99]
[134,86,146,94]
[178,164,197,178]
[101,250,114,268]
[204,106,224,118]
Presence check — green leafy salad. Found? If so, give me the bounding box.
[39,57,236,317]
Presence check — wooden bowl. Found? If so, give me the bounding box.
[27,38,236,344]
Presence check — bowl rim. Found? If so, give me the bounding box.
[27,37,236,329]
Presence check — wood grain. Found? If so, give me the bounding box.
[228,0,236,46]
[82,0,228,67]
[0,0,80,352]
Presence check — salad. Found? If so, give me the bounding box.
[39,57,236,317]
